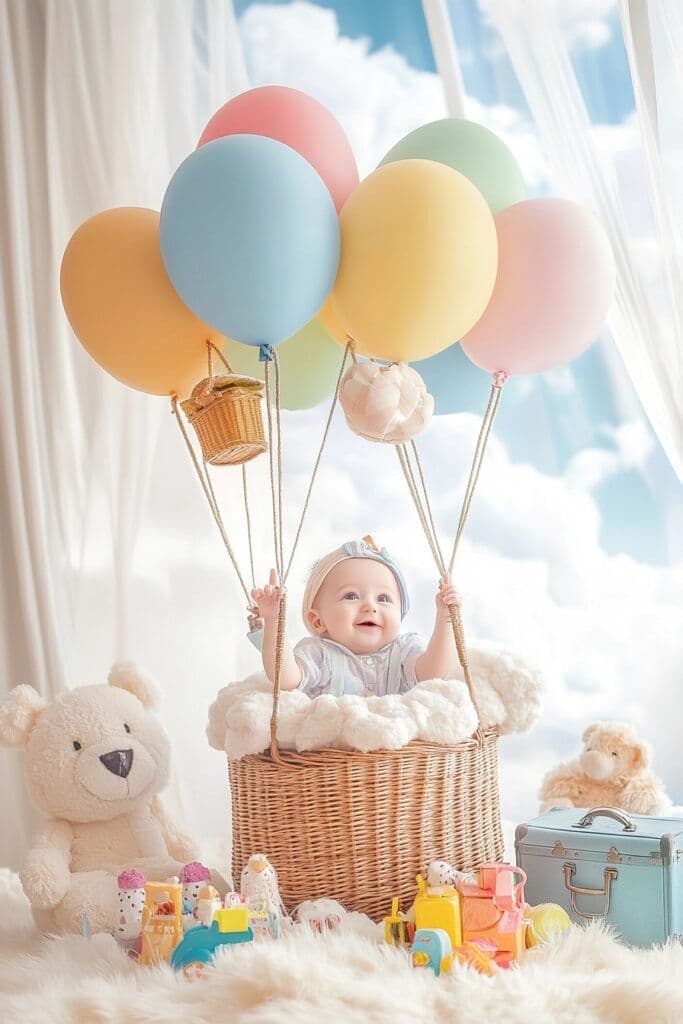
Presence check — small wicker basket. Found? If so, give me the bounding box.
[229,729,503,921]
[181,343,267,466]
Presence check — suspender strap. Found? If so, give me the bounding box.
[386,643,404,695]
[328,644,346,698]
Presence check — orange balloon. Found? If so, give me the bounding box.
[317,294,349,346]
[60,207,223,397]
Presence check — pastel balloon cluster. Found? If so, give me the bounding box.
[339,361,434,444]
[60,86,615,413]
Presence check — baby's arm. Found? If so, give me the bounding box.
[251,570,302,691]
[414,580,464,682]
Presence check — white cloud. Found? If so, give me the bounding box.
[481,0,616,51]
[566,419,655,489]
[239,1,548,186]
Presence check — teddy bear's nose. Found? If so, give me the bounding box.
[99,748,134,778]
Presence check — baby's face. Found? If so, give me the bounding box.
[308,558,402,655]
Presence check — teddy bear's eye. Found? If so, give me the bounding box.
[611,751,617,757]
[124,723,131,734]
[73,741,82,751]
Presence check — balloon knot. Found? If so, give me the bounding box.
[258,344,275,363]
[492,370,509,388]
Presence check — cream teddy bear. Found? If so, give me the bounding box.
[0,662,209,934]
[538,721,669,815]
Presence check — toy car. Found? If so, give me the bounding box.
[171,908,253,980]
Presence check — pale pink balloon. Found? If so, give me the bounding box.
[461,198,615,375]
[197,86,359,212]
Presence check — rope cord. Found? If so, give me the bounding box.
[269,590,288,763]
[447,379,503,575]
[242,465,256,590]
[395,375,507,745]
[171,395,252,605]
[282,340,351,584]
[263,357,283,581]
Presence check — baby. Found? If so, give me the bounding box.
[251,536,462,697]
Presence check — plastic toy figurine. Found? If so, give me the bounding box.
[115,868,147,956]
[384,897,415,947]
[179,861,212,920]
[195,885,222,926]
[413,872,463,949]
[171,906,254,979]
[139,881,184,966]
[240,853,283,914]
[411,928,453,976]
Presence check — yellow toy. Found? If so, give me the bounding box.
[413,874,463,949]
[139,881,184,966]
[524,903,572,948]
[214,906,250,933]
[384,897,414,947]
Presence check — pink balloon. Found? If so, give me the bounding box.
[197,86,359,213]
[461,198,615,375]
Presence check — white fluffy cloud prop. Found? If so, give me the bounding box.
[206,643,542,759]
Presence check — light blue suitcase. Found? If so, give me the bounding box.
[516,805,683,947]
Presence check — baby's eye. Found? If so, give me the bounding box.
[378,593,392,603]
[343,592,359,601]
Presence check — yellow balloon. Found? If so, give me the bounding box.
[60,207,223,397]
[332,159,498,361]
[317,294,348,346]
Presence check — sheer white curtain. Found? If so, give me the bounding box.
[0,0,247,870]
[478,0,683,481]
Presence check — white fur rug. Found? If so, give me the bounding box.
[207,644,542,759]
[3,870,683,1024]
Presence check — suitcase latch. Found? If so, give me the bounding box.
[551,841,567,857]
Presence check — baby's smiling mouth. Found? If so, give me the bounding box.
[356,620,381,628]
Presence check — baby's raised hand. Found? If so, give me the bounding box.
[251,569,282,620]
[436,578,462,620]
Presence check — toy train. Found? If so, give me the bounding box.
[384,862,571,975]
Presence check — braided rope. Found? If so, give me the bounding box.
[395,375,507,745]
[171,395,252,606]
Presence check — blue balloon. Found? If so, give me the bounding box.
[160,135,340,346]
[414,343,527,414]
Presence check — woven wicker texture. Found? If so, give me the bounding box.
[229,729,503,921]
[188,389,266,465]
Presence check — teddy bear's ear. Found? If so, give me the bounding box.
[0,685,47,747]
[631,738,651,770]
[108,661,161,709]
[581,723,599,747]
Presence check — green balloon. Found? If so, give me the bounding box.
[380,118,525,214]
[224,318,344,411]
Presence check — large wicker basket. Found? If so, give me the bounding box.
[229,729,503,921]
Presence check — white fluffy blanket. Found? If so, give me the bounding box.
[2,869,682,1024]
[207,644,542,759]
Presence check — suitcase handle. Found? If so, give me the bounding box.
[563,862,618,920]
[573,806,636,832]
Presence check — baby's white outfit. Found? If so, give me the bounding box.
[293,633,425,698]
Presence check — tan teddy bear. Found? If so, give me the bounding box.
[538,721,669,815]
[0,662,212,934]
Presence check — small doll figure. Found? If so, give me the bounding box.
[251,536,462,698]
[240,853,283,915]
[115,868,147,955]
[195,885,221,926]
[179,861,212,919]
